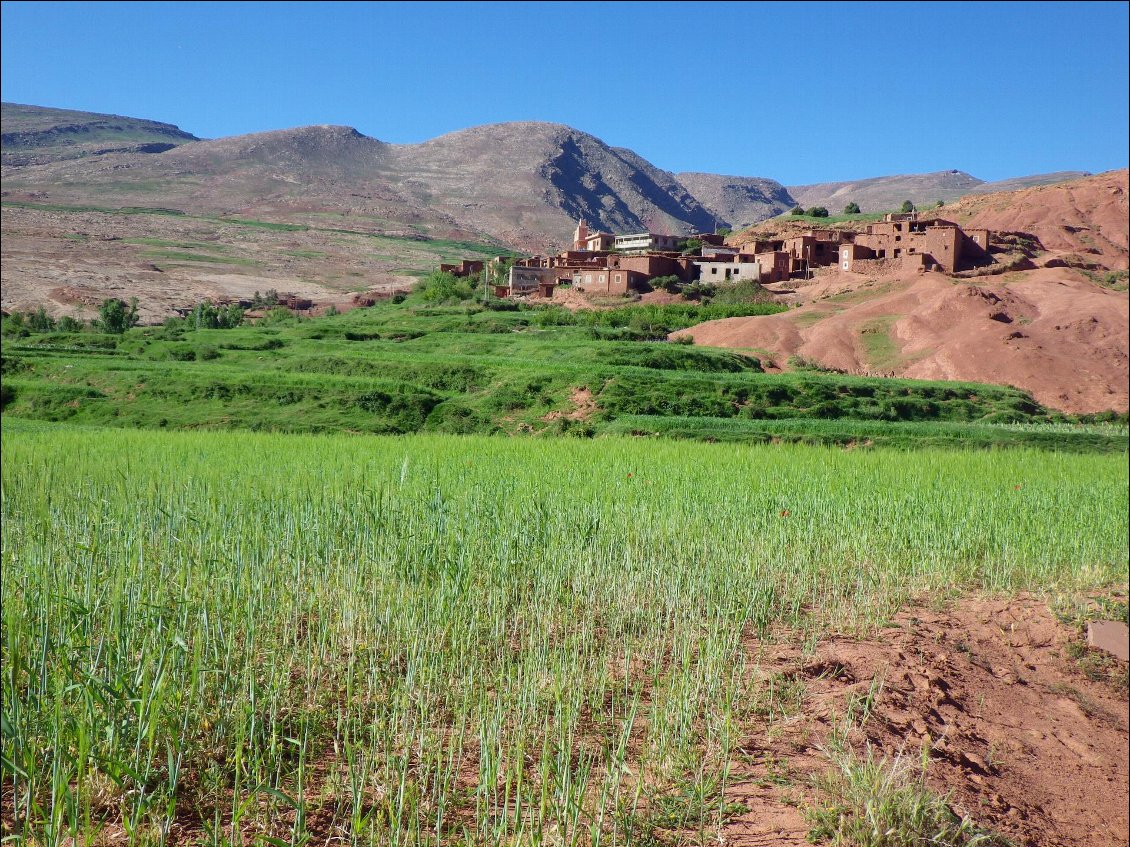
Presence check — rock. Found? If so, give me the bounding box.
[1087,620,1129,661]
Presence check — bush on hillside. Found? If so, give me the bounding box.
[415,271,474,304]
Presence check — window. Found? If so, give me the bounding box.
[711,267,718,275]
[843,261,850,270]
[614,273,621,282]
[733,268,740,274]
[584,274,592,284]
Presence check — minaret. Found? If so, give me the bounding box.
[573,219,589,251]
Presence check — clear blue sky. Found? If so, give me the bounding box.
[2,1,1127,185]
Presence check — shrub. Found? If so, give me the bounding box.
[789,206,805,216]
[27,307,56,333]
[900,200,916,213]
[843,202,861,214]
[57,315,84,333]
[415,271,474,304]
[98,298,139,334]
[805,206,830,218]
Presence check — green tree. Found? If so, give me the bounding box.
[789,206,805,216]
[935,199,945,208]
[417,270,474,303]
[806,206,830,218]
[900,200,915,213]
[1,312,27,338]
[98,297,139,334]
[57,315,83,333]
[27,306,56,333]
[843,202,861,214]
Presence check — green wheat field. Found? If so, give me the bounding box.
[3,421,1126,845]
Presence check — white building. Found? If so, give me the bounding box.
[693,260,762,283]
[613,232,682,253]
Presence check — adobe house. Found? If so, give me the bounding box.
[438,259,485,277]
[572,220,615,252]
[608,253,695,282]
[571,266,644,295]
[754,250,791,284]
[504,266,563,296]
[781,230,847,276]
[843,214,990,273]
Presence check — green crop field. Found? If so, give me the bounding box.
[2,274,1128,845]
[4,284,1125,451]
[2,422,1126,845]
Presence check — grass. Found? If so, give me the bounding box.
[858,316,901,372]
[2,423,1125,844]
[806,745,1009,846]
[3,297,1123,449]
[142,249,259,266]
[776,211,887,225]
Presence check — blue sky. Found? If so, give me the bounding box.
[2,1,1127,185]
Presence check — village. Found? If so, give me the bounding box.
[442,214,994,299]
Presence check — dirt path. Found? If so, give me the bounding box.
[723,595,1129,847]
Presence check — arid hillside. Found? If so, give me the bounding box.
[674,172,796,229]
[676,268,1128,414]
[1,102,198,166]
[786,169,1091,215]
[939,169,1129,270]
[673,174,1130,414]
[2,110,718,252]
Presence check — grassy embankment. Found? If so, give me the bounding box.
[2,423,1126,844]
[3,287,1124,451]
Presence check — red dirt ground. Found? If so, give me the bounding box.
[675,268,1129,414]
[948,170,1129,271]
[723,595,1129,847]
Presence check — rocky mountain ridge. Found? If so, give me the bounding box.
[2,103,1097,250]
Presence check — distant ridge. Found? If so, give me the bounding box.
[0,103,1098,249]
[1,102,198,166]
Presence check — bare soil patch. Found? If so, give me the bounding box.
[723,594,1129,847]
[542,386,599,422]
[676,268,1129,414]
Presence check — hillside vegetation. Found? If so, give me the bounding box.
[3,278,1125,451]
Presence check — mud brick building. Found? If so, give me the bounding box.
[843,214,990,273]
[438,259,485,278]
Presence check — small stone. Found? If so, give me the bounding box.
[1087,620,1129,662]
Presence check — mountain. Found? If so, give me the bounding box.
[0,108,717,251]
[1,104,1116,330]
[786,170,986,213]
[967,171,1092,196]
[382,122,717,249]
[1,102,198,166]
[674,173,796,229]
[785,169,1092,215]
